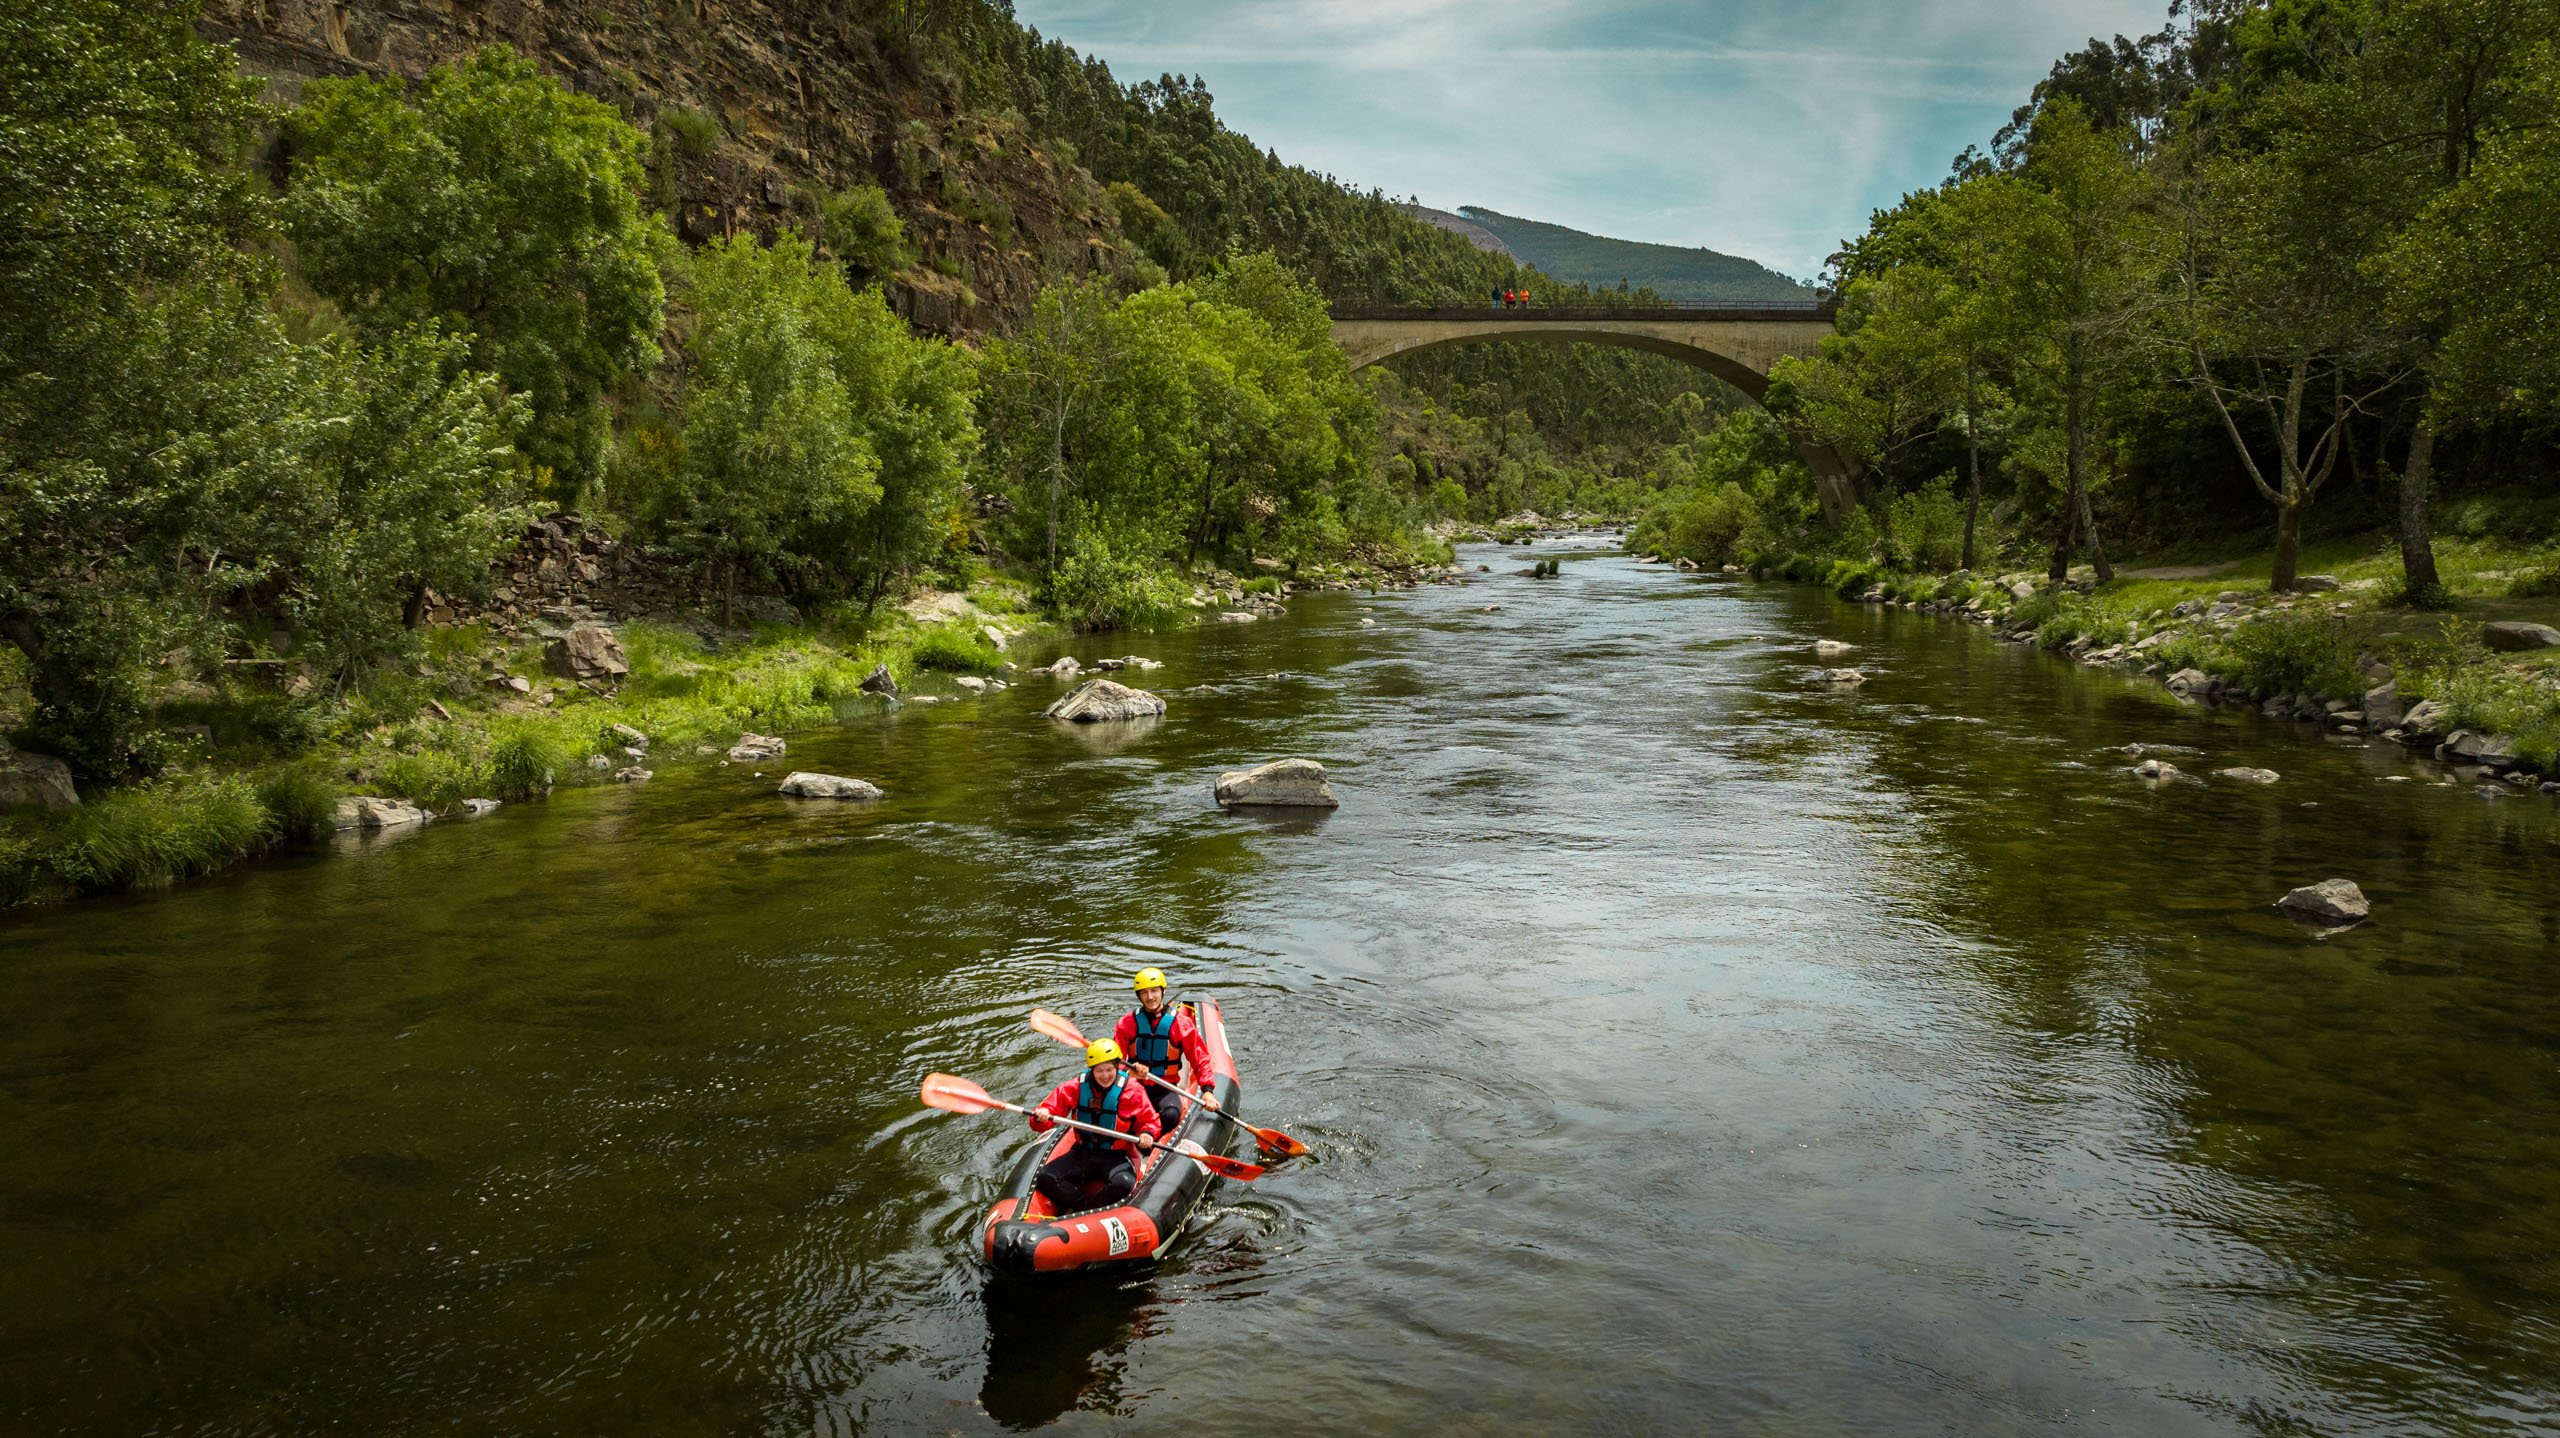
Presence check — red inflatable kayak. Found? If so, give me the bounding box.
[979,996,1242,1275]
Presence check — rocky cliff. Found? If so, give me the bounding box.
[199,0,1134,337]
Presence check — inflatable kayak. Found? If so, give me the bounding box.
[979,995,1241,1275]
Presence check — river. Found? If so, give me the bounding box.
[5,541,2558,1435]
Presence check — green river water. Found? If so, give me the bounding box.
[4,541,2558,1435]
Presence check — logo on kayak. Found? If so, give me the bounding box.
[1102,1216,1130,1256]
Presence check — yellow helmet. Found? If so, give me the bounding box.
[1131,967,1167,993]
[1084,1038,1123,1067]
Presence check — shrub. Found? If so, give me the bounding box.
[47,780,270,890]
[657,105,720,156]
[1049,535,1191,632]
[821,184,910,274]
[376,751,475,812]
[257,766,340,841]
[1825,558,1883,598]
[910,624,1002,672]
[488,720,576,799]
[1886,475,1966,572]
[1240,576,1281,596]
[2226,611,2363,698]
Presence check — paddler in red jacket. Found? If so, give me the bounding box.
[1114,967,1221,1131]
[1027,1039,1162,1211]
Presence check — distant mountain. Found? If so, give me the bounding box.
[1455,207,1814,303]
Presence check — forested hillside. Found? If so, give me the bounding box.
[1456,207,1816,303]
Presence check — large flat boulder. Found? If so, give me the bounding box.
[1215,758,1340,809]
[333,796,427,830]
[0,743,78,810]
[2278,878,2369,924]
[2483,620,2560,651]
[778,771,882,800]
[1044,678,1166,723]
[544,624,630,681]
[728,733,786,761]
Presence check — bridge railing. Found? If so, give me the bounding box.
[1329,301,1837,322]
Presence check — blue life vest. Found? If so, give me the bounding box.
[1074,1074,1131,1143]
[1128,1005,1180,1079]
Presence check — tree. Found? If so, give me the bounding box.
[2165,135,2407,591]
[1769,272,1959,562]
[659,234,883,621]
[285,46,670,486]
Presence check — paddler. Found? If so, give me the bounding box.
[1027,1039,1162,1211]
[1114,967,1220,1132]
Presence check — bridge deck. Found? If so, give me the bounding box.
[1328,304,1836,323]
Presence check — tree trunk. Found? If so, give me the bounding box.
[0,611,78,719]
[402,580,430,630]
[1961,359,1981,572]
[2399,417,2442,599]
[2271,501,2304,592]
[2048,502,2075,583]
[2065,385,2113,583]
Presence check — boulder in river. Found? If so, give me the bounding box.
[1214,758,1341,809]
[2483,620,2560,651]
[544,625,629,682]
[2166,668,2212,694]
[1042,656,1082,676]
[1045,678,1167,723]
[333,795,427,830]
[1218,612,1259,624]
[2362,682,2403,728]
[0,742,79,810]
[728,733,786,762]
[859,663,898,696]
[2135,758,2181,780]
[2216,767,2281,784]
[2396,699,2449,741]
[1813,639,1856,657]
[778,771,882,800]
[2278,878,2369,924]
[1817,668,1865,685]
[955,675,986,693]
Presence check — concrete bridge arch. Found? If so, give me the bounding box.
[1329,306,1858,519]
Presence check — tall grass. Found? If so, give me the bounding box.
[910,624,1002,672]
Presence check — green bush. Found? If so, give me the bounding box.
[2226,611,2363,698]
[910,624,1003,672]
[47,780,270,890]
[1240,575,1281,596]
[1825,558,1883,598]
[657,105,720,156]
[821,184,910,274]
[257,766,340,841]
[488,720,575,799]
[1886,475,1967,572]
[1049,533,1191,633]
[376,750,475,813]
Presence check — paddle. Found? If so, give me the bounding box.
[919,1073,1267,1182]
[1026,1008,1312,1159]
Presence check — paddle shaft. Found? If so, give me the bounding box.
[977,1093,1165,1153]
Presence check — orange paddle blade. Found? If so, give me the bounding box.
[1241,1122,1312,1160]
[1026,1008,1087,1047]
[1171,1138,1264,1182]
[920,1073,1000,1114]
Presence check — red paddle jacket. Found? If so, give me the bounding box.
[1114,1005,1210,1087]
[1028,1072,1162,1156]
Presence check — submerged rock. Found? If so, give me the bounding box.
[614,766,652,783]
[2216,767,2281,784]
[333,796,427,830]
[1817,668,1865,685]
[2278,878,2369,924]
[1813,639,1856,657]
[728,733,786,762]
[1214,758,1341,809]
[460,798,501,816]
[778,771,881,800]
[1218,611,1259,624]
[2135,758,2181,780]
[1045,678,1167,723]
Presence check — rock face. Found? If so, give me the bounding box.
[333,796,427,830]
[2483,620,2560,651]
[859,663,898,696]
[2217,767,2281,784]
[0,743,79,810]
[545,624,630,682]
[728,733,786,761]
[1214,758,1340,809]
[1045,679,1166,722]
[2278,878,2370,924]
[778,771,882,800]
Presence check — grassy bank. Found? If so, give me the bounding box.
[1719,530,2560,771]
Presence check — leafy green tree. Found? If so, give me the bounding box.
[1770,272,1960,559]
[820,184,914,279]
[659,234,883,620]
[285,46,670,486]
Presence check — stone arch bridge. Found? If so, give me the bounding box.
[1329,305,1856,518]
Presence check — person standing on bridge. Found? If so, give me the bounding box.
[1491,285,1504,309]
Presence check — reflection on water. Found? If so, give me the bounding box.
[4,545,2558,1435]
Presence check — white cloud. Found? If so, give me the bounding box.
[1016,0,2167,277]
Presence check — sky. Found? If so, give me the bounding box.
[1013,0,2170,280]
